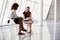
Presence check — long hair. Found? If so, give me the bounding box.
[11,3,19,10]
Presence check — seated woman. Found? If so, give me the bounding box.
[8,3,27,35]
[23,7,32,33]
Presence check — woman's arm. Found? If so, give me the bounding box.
[23,14,25,20]
[30,13,32,21]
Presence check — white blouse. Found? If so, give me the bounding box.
[8,10,18,20]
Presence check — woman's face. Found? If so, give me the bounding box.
[15,6,18,10]
[25,7,30,12]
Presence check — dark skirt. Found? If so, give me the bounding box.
[14,18,19,24]
[14,17,23,24]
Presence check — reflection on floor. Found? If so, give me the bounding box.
[43,20,60,40]
[0,23,41,40]
[18,24,41,40]
[43,21,54,40]
[0,20,60,40]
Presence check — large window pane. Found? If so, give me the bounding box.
[1,0,40,25]
[1,0,15,25]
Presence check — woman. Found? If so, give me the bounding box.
[9,3,27,35]
[23,7,32,33]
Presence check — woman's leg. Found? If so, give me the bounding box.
[18,18,25,35]
[19,24,21,33]
[28,21,32,33]
[29,23,32,33]
[18,17,27,33]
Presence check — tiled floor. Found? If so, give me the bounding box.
[0,21,60,40]
[0,22,42,40]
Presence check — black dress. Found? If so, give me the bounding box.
[23,11,31,21]
[23,11,31,18]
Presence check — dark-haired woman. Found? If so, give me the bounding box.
[9,3,27,35]
[23,7,32,33]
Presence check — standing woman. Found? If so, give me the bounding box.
[23,7,32,33]
[9,3,27,35]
